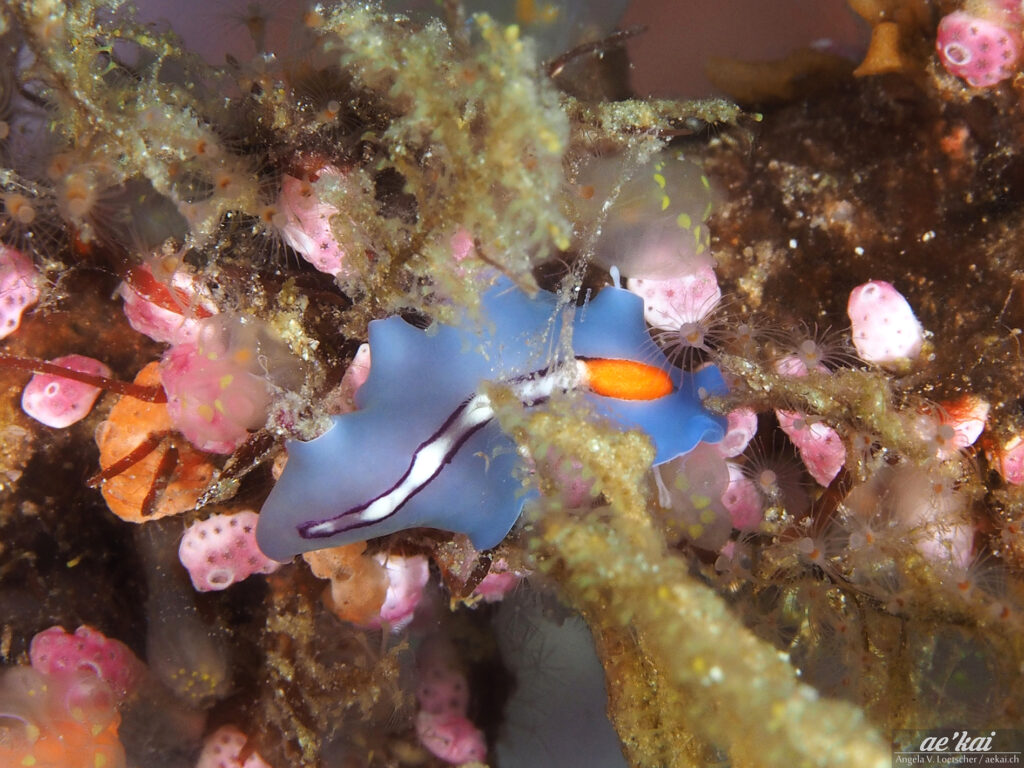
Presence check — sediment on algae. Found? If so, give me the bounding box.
[312,5,571,318]
[500,401,888,768]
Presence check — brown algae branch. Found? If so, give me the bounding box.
[534,507,890,768]
[563,96,751,147]
[0,353,167,402]
[508,405,888,767]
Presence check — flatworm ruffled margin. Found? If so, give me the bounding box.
[256,280,726,561]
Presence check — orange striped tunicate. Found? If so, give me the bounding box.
[94,362,216,522]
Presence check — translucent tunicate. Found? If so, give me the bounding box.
[570,151,716,280]
[653,442,731,550]
[136,521,233,708]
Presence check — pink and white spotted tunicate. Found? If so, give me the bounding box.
[776,410,846,487]
[21,354,112,428]
[626,263,721,331]
[721,461,763,531]
[774,354,846,487]
[936,10,1021,88]
[0,245,40,340]
[178,510,282,592]
[415,712,488,765]
[196,726,274,768]
[29,624,145,700]
[276,170,348,277]
[848,280,925,367]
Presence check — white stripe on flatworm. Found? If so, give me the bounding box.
[298,362,584,541]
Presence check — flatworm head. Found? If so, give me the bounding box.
[256,280,726,561]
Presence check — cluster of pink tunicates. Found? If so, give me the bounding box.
[0,625,146,768]
[614,221,1008,586]
[30,624,145,699]
[8,247,285,455]
[1,246,125,431]
[936,1,1024,87]
[114,258,306,455]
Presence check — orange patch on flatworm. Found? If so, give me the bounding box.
[583,359,674,401]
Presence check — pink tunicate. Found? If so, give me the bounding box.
[847,280,924,367]
[939,395,989,454]
[776,410,846,487]
[161,343,270,453]
[368,553,429,631]
[417,664,470,718]
[626,263,721,331]
[160,318,281,454]
[0,667,126,768]
[994,435,1024,485]
[937,10,1021,88]
[655,444,732,550]
[21,354,112,428]
[178,510,282,592]
[327,342,371,415]
[772,354,845,486]
[535,452,596,507]
[911,396,989,459]
[29,625,144,700]
[470,558,526,603]
[472,568,522,603]
[345,343,372,395]
[450,227,476,263]
[415,712,488,766]
[715,407,758,458]
[721,461,763,531]
[119,262,217,345]
[196,726,274,768]
[277,170,348,277]
[0,245,40,339]
[774,353,824,378]
[413,635,487,765]
[323,343,372,416]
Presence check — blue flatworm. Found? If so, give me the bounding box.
[256,279,726,561]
